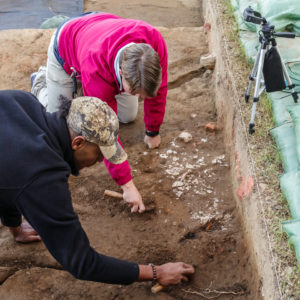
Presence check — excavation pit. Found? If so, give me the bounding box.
[0,0,284,299]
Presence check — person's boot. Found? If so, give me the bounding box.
[30,72,38,88]
[31,66,48,108]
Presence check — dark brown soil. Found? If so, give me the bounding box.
[0,1,261,299]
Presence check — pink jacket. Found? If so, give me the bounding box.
[58,13,168,185]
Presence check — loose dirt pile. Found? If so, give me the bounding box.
[0,1,262,299]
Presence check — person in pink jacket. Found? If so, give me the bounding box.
[32,12,168,213]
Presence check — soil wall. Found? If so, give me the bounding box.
[203,0,281,299]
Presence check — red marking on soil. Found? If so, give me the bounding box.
[235,152,241,180]
[204,22,211,32]
[237,176,254,199]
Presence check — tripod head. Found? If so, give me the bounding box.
[243,7,265,25]
[243,7,296,41]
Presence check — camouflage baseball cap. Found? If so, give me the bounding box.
[67,96,127,164]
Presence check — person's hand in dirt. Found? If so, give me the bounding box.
[139,262,195,285]
[121,180,146,213]
[144,134,161,149]
[9,221,41,243]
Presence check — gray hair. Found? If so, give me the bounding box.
[120,43,162,98]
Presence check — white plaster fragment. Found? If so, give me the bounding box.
[192,178,199,185]
[166,168,181,176]
[178,131,193,143]
[171,140,180,148]
[167,149,177,155]
[176,191,183,197]
[186,163,194,169]
[172,181,184,188]
[196,157,205,165]
[212,154,225,164]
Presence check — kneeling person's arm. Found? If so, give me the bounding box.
[16,170,139,284]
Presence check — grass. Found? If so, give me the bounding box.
[222,0,300,298]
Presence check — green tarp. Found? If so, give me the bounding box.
[280,172,300,219]
[259,0,300,35]
[282,219,300,266]
[232,0,300,35]
[270,123,298,173]
[231,0,300,267]
[287,105,300,164]
[270,92,294,126]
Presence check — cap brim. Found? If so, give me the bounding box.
[100,142,127,164]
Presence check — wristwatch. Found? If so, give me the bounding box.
[145,130,159,137]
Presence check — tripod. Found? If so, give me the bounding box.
[245,20,298,134]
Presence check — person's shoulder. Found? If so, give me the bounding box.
[88,12,121,22]
[0,89,32,99]
[0,90,39,109]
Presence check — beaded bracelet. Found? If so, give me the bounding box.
[148,263,157,282]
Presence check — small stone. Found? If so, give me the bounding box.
[272,204,282,210]
[178,131,193,143]
[286,266,294,276]
[205,122,221,132]
[200,53,216,70]
[204,69,212,78]
[259,183,268,191]
[190,113,197,119]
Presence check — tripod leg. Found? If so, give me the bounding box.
[249,47,268,134]
[274,46,298,103]
[245,45,262,102]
